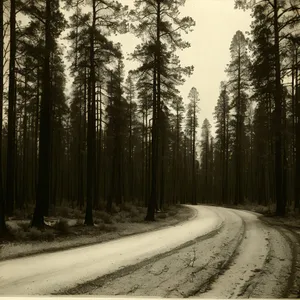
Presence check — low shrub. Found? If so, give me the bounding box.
[96,211,113,224]
[156,212,168,219]
[130,215,143,223]
[58,207,71,218]
[120,202,133,212]
[72,209,83,219]
[137,206,146,213]
[14,209,25,219]
[13,230,27,241]
[168,210,177,217]
[111,203,120,214]
[104,224,117,232]
[96,223,117,232]
[97,202,106,211]
[54,218,71,234]
[27,228,44,241]
[94,218,104,225]
[129,206,140,218]
[43,230,55,241]
[75,219,83,226]
[18,222,30,232]
[96,223,106,231]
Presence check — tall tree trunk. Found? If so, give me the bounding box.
[146,19,160,222]
[274,0,285,216]
[192,99,196,204]
[129,94,133,202]
[159,122,165,210]
[0,0,7,234]
[31,0,52,228]
[22,75,28,210]
[295,47,300,211]
[235,48,243,205]
[85,30,95,225]
[6,0,17,216]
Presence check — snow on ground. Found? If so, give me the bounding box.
[197,210,277,298]
[78,208,244,297]
[248,227,293,298]
[0,205,298,298]
[0,205,222,295]
[0,206,192,261]
[68,207,296,299]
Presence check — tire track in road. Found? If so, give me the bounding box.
[63,207,297,299]
[283,229,300,298]
[79,207,246,298]
[247,226,297,299]
[258,219,300,298]
[0,205,223,295]
[197,209,271,299]
[61,221,225,295]
[164,211,245,298]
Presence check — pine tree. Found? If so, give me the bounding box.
[131,0,194,220]
[200,118,212,204]
[0,0,7,235]
[226,30,251,205]
[186,87,200,205]
[28,0,67,227]
[235,0,300,216]
[214,82,230,205]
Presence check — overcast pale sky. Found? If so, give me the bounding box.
[62,0,252,135]
[109,0,252,134]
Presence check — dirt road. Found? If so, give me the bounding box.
[0,205,299,298]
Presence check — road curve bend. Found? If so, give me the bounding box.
[0,205,298,298]
[0,205,223,295]
[64,206,298,299]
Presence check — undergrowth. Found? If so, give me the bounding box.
[4,202,180,243]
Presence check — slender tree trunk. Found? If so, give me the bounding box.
[295,48,300,211]
[95,84,102,207]
[274,0,285,216]
[34,69,40,203]
[85,19,96,225]
[6,0,17,216]
[31,0,52,228]
[235,48,243,205]
[159,121,165,210]
[192,99,196,205]
[0,0,6,234]
[22,75,28,210]
[129,95,133,202]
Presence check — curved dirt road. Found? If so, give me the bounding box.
[0,205,299,298]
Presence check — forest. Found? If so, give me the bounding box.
[0,0,299,238]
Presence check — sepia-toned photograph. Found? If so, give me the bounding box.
[0,0,300,298]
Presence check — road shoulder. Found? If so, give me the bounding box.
[0,205,195,262]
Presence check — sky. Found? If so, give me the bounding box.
[107,0,253,135]
[11,0,252,137]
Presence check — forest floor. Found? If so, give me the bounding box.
[0,203,193,261]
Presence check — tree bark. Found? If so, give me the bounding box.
[32,0,52,228]
[0,0,7,235]
[273,0,285,216]
[6,0,17,216]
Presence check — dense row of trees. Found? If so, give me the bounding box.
[200,0,300,216]
[0,0,299,237]
[0,0,201,234]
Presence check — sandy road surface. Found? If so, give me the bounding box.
[0,205,221,295]
[64,207,299,299]
[0,205,299,298]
